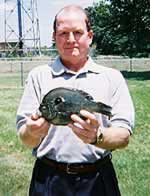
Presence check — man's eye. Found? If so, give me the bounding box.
[75,31,82,35]
[74,31,83,37]
[57,32,66,36]
[61,32,67,36]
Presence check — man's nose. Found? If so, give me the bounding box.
[67,32,76,43]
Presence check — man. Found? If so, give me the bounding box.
[16,5,135,196]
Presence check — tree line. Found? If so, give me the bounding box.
[86,0,150,57]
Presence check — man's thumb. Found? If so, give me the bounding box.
[31,113,39,120]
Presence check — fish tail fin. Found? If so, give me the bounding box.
[96,102,112,117]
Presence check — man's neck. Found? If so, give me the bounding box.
[60,57,88,72]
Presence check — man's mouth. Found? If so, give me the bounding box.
[65,47,78,49]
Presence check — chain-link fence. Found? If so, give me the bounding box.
[0,57,149,88]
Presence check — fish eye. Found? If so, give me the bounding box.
[41,105,47,110]
[54,97,64,105]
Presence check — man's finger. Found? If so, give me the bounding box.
[31,113,40,120]
[80,110,99,128]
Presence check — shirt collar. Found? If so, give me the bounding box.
[50,56,106,76]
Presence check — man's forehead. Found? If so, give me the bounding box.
[57,10,86,22]
[56,12,87,29]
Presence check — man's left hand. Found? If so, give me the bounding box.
[68,110,100,144]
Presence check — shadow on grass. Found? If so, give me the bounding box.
[121,71,150,80]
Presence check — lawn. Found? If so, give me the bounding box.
[113,79,150,196]
[0,78,150,196]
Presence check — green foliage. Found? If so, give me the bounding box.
[86,0,150,57]
[108,0,150,57]
[86,1,112,54]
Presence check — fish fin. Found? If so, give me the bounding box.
[58,87,94,101]
[76,89,94,101]
[47,87,94,101]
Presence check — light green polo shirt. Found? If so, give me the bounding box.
[16,56,135,163]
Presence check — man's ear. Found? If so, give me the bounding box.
[88,30,94,45]
[53,32,56,41]
[88,30,94,39]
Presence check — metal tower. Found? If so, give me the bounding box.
[3,0,41,56]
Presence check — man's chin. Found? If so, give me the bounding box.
[64,52,80,58]
[71,53,80,57]
[62,54,80,64]
[65,48,79,56]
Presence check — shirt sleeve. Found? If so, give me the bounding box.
[108,69,135,133]
[16,69,41,131]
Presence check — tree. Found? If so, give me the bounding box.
[86,1,113,55]
[86,0,150,57]
[108,0,150,57]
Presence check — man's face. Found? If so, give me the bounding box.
[53,11,93,65]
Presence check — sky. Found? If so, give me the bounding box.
[0,0,99,47]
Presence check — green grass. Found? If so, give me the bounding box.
[0,79,150,196]
[0,73,28,88]
[0,88,34,196]
[113,80,150,196]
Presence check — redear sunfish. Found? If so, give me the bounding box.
[38,87,112,125]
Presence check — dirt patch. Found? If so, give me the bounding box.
[0,85,22,89]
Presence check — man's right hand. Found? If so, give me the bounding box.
[18,113,50,148]
[26,113,50,139]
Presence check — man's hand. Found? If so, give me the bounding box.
[18,113,50,148]
[26,113,50,139]
[68,110,99,144]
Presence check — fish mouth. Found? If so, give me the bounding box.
[39,103,57,122]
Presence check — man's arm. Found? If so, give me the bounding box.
[95,127,130,150]
[69,110,131,150]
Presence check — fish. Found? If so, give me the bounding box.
[38,87,112,125]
